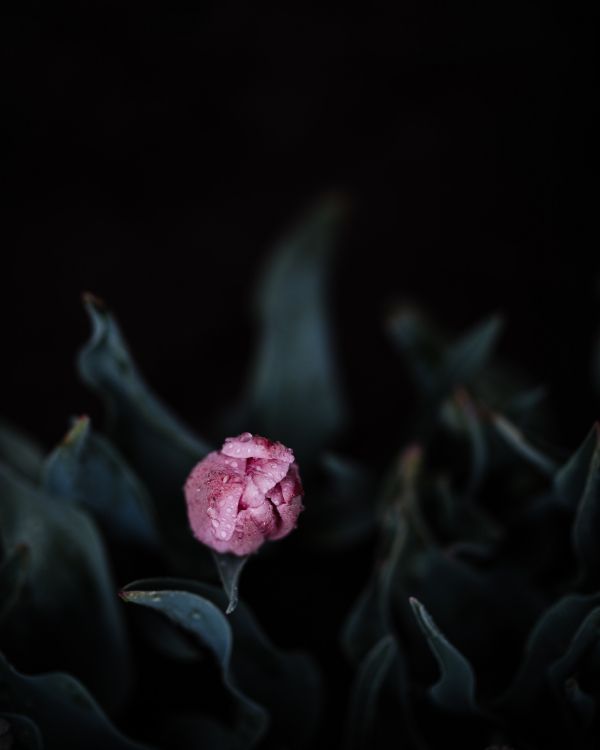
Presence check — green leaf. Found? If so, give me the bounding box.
[345,635,397,750]
[409,597,477,714]
[571,425,600,585]
[42,416,160,551]
[240,197,347,461]
[0,713,44,750]
[554,424,599,510]
[122,578,321,749]
[0,464,131,710]
[0,420,44,482]
[212,552,248,614]
[0,655,148,750]
[120,588,268,749]
[78,295,211,568]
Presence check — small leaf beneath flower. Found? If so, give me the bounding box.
[409,597,477,714]
[120,588,268,749]
[212,551,249,614]
[345,635,397,750]
[0,655,147,750]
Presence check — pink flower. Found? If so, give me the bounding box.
[184,432,304,556]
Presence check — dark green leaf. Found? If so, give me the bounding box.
[0,464,131,710]
[554,424,599,510]
[120,588,268,749]
[0,713,44,750]
[0,655,148,750]
[409,597,477,714]
[212,552,248,614]
[78,295,211,568]
[239,197,347,461]
[345,636,397,750]
[0,420,44,482]
[122,578,321,749]
[42,416,160,551]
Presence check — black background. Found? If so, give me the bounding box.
[3,3,599,454]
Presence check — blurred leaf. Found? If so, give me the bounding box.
[342,446,424,663]
[123,578,321,749]
[42,416,160,551]
[387,307,444,392]
[120,588,268,749]
[239,197,347,461]
[212,552,248,615]
[0,420,44,482]
[388,311,502,399]
[345,635,397,750]
[450,390,487,499]
[0,543,30,624]
[554,424,599,510]
[0,464,131,710]
[561,678,595,729]
[0,713,43,750]
[441,315,503,394]
[570,425,600,585]
[409,597,478,714]
[0,655,148,750]
[490,413,557,477]
[78,295,211,569]
[497,592,600,717]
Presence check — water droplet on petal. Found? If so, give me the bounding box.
[222,475,229,483]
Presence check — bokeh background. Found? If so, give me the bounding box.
[3,4,599,455]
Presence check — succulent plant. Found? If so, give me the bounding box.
[0,199,599,750]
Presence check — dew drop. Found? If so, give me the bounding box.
[151,594,161,603]
[191,611,201,621]
[219,530,228,539]
[222,475,229,484]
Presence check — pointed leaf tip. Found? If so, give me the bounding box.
[212,551,249,614]
[410,597,477,714]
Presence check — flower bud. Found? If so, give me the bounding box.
[184,432,304,556]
